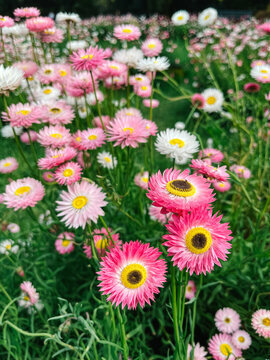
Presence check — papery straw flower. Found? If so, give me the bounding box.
[43,101,74,125]
[38,27,64,43]
[191,159,229,183]
[145,120,158,136]
[0,239,19,255]
[66,71,98,96]
[198,8,218,27]
[199,148,224,163]
[250,64,270,83]
[35,86,61,102]
[14,61,38,78]
[38,147,77,170]
[143,99,159,108]
[54,162,82,186]
[3,23,29,36]
[113,47,143,68]
[163,208,232,275]
[26,17,54,32]
[130,73,150,86]
[115,107,143,119]
[0,16,14,28]
[18,281,39,308]
[99,60,127,78]
[187,343,207,360]
[232,330,252,350]
[7,223,20,233]
[149,205,171,224]
[55,12,81,24]
[201,88,224,113]
[37,64,58,84]
[14,7,40,18]
[70,130,84,151]
[208,333,242,360]
[93,115,111,129]
[134,83,152,98]
[97,241,167,309]
[0,65,24,94]
[0,157,18,174]
[2,103,42,128]
[185,280,196,300]
[20,131,38,144]
[80,128,106,150]
[113,24,141,41]
[3,178,45,211]
[251,309,270,338]
[171,11,190,26]
[147,168,215,214]
[56,180,107,229]
[37,125,72,148]
[70,46,109,71]
[141,38,163,57]
[107,115,149,148]
[84,227,122,258]
[230,165,251,179]
[43,171,55,183]
[97,151,117,169]
[215,308,241,334]
[213,180,231,192]
[136,57,170,72]
[55,232,75,254]
[134,171,149,190]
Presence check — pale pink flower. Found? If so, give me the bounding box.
[84,227,122,258]
[26,17,54,32]
[43,171,55,182]
[187,343,207,360]
[42,101,74,125]
[20,131,38,144]
[185,280,196,300]
[2,103,42,128]
[70,46,109,71]
[20,281,39,305]
[208,333,242,360]
[149,205,171,224]
[14,7,40,18]
[80,128,106,150]
[38,147,77,170]
[143,99,159,108]
[0,157,18,174]
[54,161,82,186]
[134,83,152,98]
[232,330,252,350]
[251,309,270,338]
[37,125,72,148]
[141,38,163,57]
[230,165,251,179]
[113,24,141,41]
[215,308,241,334]
[0,16,14,28]
[14,61,38,78]
[134,171,149,190]
[55,232,75,254]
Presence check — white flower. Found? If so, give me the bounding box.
[67,40,88,51]
[201,88,224,113]
[136,57,170,72]
[55,12,81,24]
[171,10,190,26]
[3,24,29,37]
[0,239,19,255]
[250,64,270,83]
[198,8,218,27]
[7,223,20,233]
[155,128,199,164]
[1,125,23,138]
[175,121,185,130]
[35,86,61,102]
[78,106,87,119]
[113,47,143,68]
[207,138,214,148]
[0,65,24,95]
[97,151,117,169]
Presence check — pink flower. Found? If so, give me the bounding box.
[251,60,266,68]
[38,64,58,84]
[99,60,127,78]
[134,171,149,190]
[191,159,229,183]
[97,241,167,309]
[187,343,207,360]
[145,120,158,136]
[93,115,111,129]
[70,46,109,71]
[56,180,107,229]
[141,38,163,57]
[80,128,106,150]
[163,208,232,275]
[70,130,85,151]
[244,82,260,93]
[43,171,55,182]
[0,16,14,28]
[38,147,77,170]
[38,27,64,43]
[215,308,241,334]
[66,71,98,97]
[147,168,215,214]
[185,280,196,300]
[230,164,251,179]
[20,281,39,305]
[2,103,42,128]
[26,17,54,32]
[115,107,143,119]
[84,227,122,258]
[192,94,205,108]
[0,157,18,173]
[213,181,231,192]
[14,61,38,78]
[143,99,159,108]
[251,309,270,338]
[14,7,40,18]
[37,125,72,148]
[130,74,150,86]
[7,223,20,233]
[107,115,149,148]
[55,232,75,254]
[3,177,45,211]
[42,101,74,125]
[149,205,171,224]
[134,83,152,98]
[199,148,224,163]
[113,24,141,41]
[232,330,252,350]
[265,92,270,102]
[20,131,38,144]
[256,22,270,33]
[55,64,71,83]
[208,333,242,360]
[54,161,82,186]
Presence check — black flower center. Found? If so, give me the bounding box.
[127,270,142,285]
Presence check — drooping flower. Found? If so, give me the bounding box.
[199,148,224,163]
[56,180,107,229]
[97,241,167,309]
[18,281,39,308]
[54,162,82,186]
[208,333,242,360]
[0,157,18,174]
[84,227,122,258]
[113,24,141,41]
[55,232,75,254]
[143,99,159,108]
[191,159,229,183]
[149,205,171,224]
[163,208,232,275]
[243,82,260,93]
[232,330,252,350]
[192,93,205,108]
[251,309,270,339]
[215,308,241,334]
[0,65,24,95]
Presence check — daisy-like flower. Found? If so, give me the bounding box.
[66,71,97,97]
[0,239,19,255]
[70,46,109,72]
[0,65,24,95]
[147,168,215,214]
[113,47,143,68]
[43,101,74,125]
[54,162,82,186]
[97,151,117,169]
[134,83,152,98]
[80,128,106,150]
[215,308,241,334]
[35,86,60,102]
[198,8,218,27]
[230,165,251,179]
[114,24,141,41]
[3,178,45,211]
[208,333,242,360]
[187,343,207,360]
[107,115,149,148]
[84,227,122,258]
[251,309,270,338]
[199,148,224,163]
[171,10,190,26]
[37,64,58,84]
[20,130,38,144]
[185,280,196,300]
[18,281,39,308]
[7,223,20,233]
[70,130,85,151]
[163,208,232,275]
[213,180,231,192]
[2,103,42,128]
[43,171,55,182]
[14,7,40,18]
[149,205,171,224]
[97,240,167,310]
[141,38,163,57]
[134,171,149,190]
[14,61,38,78]
[56,180,107,229]
[115,107,143,119]
[55,232,75,254]
[25,17,54,32]
[0,157,18,174]
[191,159,229,183]
[37,125,72,148]
[55,12,81,24]
[155,129,199,164]
[136,57,170,72]
[38,147,77,170]
[201,88,224,113]
[99,60,127,78]
[3,23,29,37]
[130,74,150,86]
[250,64,270,83]
[145,120,158,136]
[0,16,14,28]
[232,330,252,350]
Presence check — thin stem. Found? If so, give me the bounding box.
[99,216,115,245]
[126,67,130,107]
[149,72,154,121]
[116,307,129,360]
[190,275,203,360]
[86,223,99,262]
[90,70,105,130]
[171,265,181,359]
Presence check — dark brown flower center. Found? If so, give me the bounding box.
[127,270,142,285]
[170,180,192,192]
[191,233,207,249]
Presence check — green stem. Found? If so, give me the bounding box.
[116,307,129,360]
[126,67,130,107]
[171,265,181,359]
[86,223,99,262]
[190,275,203,359]
[99,216,115,245]
[90,70,105,130]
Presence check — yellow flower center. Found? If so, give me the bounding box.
[5,244,11,250]
[121,263,147,289]
[104,156,111,163]
[263,317,270,326]
[204,14,210,21]
[4,162,11,167]
[50,107,61,114]
[88,134,97,140]
[148,43,156,49]
[81,54,94,60]
[141,86,148,91]
[260,69,268,74]
[185,227,212,254]
[169,138,185,148]
[220,344,232,356]
[62,239,71,247]
[43,89,52,94]
[219,183,225,187]
[187,286,192,291]
[109,65,119,70]
[135,77,142,81]
[142,177,148,183]
[0,18,6,22]
[24,295,30,301]
[122,28,132,33]
[50,133,62,139]
[177,15,184,20]
[75,136,81,142]
[125,112,133,115]
[95,238,108,250]
[238,336,245,343]
[59,70,67,76]
[15,186,31,196]
[18,110,30,116]
[225,317,231,323]
[63,168,74,177]
[207,96,216,105]
[123,127,134,134]
[44,69,52,75]
[166,179,196,197]
[72,196,88,209]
